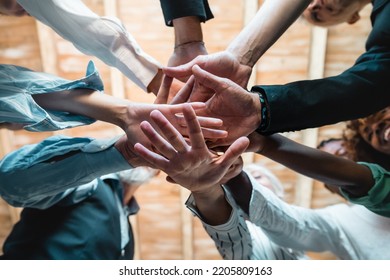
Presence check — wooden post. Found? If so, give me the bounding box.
[180,188,193,259]
[295,26,328,207]
[0,129,22,224]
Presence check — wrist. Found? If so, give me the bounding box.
[192,184,224,202]
[250,87,270,133]
[173,16,203,46]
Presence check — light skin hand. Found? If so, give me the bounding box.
[190,65,262,147]
[133,104,249,193]
[133,104,249,225]
[163,51,252,102]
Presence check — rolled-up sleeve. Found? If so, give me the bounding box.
[340,162,390,217]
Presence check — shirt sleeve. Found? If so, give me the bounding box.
[0,61,102,132]
[247,173,355,257]
[0,135,132,208]
[340,162,390,217]
[159,0,214,26]
[185,187,253,260]
[17,0,162,92]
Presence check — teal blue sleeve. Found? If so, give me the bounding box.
[340,162,390,217]
[0,135,131,207]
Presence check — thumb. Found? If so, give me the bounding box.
[191,64,228,94]
[163,61,196,79]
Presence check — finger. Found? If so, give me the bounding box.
[175,113,223,128]
[182,104,207,150]
[163,56,206,79]
[192,64,231,93]
[170,76,195,104]
[219,137,250,168]
[154,75,173,104]
[133,142,170,170]
[150,110,189,153]
[139,120,178,159]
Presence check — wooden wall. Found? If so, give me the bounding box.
[0,0,372,259]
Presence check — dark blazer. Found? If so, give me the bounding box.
[1,178,134,260]
[160,0,213,26]
[253,0,390,134]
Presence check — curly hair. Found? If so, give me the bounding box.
[343,119,390,170]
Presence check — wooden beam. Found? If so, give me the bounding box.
[0,129,22,224]
[180,188,193,259]
[35,21,58,75]
[295,26,328,208]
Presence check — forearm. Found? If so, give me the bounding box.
[18,0,161,92]
[173,16,203,46]
[186,187,253,260]
[224,171,253,215]
[256,134,374,196]
[0,136,131,207]
[247,174,347,254]
[227,0,311,67]
[32,89,131,130]
[191,185,232,225]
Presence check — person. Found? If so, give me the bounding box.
[0,167,158,259]
[163,0,390,142]
[342,106,390,170]
[1,0,162,94]
[159,0,213,67]
[0,61,229,207]
[133,108,390,259]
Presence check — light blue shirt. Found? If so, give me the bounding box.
[0,60,103,131]
[0,135,131,209]
[0,60,131,209]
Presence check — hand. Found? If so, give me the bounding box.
[190,65,262,147]
[133,104,249,193]
[163,51,252,102]
[153,75,187,105]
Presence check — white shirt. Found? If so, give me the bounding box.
[188,173,390,260]
[17,0,161,92]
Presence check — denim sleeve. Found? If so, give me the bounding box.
[0,135,131,207]
[0,61,103,131]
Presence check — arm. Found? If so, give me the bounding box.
[0,135,132,208]
[227,0,311,67]
[17,0,162,93]
[159,0,213,27]
[163,0,310,90]
[159,0,212,72]
[226,171,355,257]
[254,1,390,134]
[250,133,374,197]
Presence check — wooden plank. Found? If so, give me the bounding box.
[294,26,328,208]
